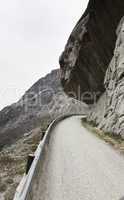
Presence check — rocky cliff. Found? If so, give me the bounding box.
[60,0,124,104]
[60,0,124,137]
[0,69,88,149]
[90,17,124,138]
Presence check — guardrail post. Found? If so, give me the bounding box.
[41,131,45,140]
[26,154,35,174]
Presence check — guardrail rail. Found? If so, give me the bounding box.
[14,114,86,200]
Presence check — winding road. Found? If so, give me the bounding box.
[32,116,124,200]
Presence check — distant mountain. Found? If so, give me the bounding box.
[0,69,88,149]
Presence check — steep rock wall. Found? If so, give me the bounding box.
[90,17,124,138]
[59,0,124,103]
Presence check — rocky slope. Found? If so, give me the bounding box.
[0,127,42,200]
[60,0,124,137]
[0,69,88,149]
[60,0,124,104]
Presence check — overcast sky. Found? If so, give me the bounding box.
[0,0,88,110]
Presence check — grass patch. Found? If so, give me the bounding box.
[82,118,124,153]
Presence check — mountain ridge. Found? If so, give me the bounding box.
[0,69,88,149]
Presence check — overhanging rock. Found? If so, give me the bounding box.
[59,0,124,104]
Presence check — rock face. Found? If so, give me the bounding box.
[59,0,124,104]
[59,0,124,137]
[0,69,88,149]
[90,18,124,138]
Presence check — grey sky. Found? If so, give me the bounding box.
[0,0,88,110]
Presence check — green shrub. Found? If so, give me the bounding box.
[5,178,14,185]
[0,182,7,193]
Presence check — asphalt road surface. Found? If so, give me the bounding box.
[36,116,124,200]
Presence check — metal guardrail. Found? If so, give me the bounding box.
[13,114,86,200]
